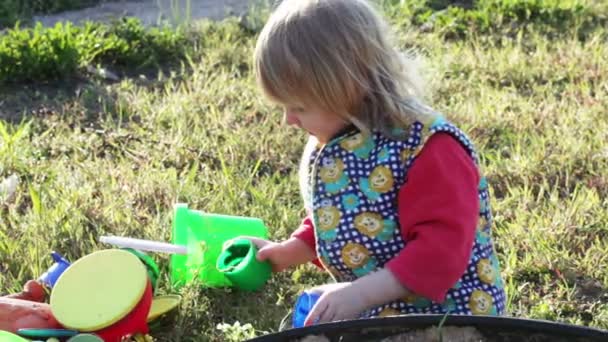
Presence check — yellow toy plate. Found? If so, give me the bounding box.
[50,249,148,331]
[147,295,182,322]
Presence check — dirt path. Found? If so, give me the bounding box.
[33,0,266,27]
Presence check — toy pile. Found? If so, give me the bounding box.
[1,203,316,341]
[1,249,182,342]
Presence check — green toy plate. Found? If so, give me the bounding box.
[0,330,28,342]
[17,328,79,338]
[66,334,104,342]
[50,249,148,331]
[147,294,182,322]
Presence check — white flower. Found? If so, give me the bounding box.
[0,174,19,200]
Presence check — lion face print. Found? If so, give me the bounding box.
[354,212,384,236]
[400,149,411,164]
[378,308,400,317]
[469,290,494,315]
[370,166,393,193]
[403,293,418,303]
[339,133,375,159]
[341,243,370,269]
[320,158,345,183]
[403,293,431,308]
[476,228,491,245]
[316,205,341,231]
[477,258,495,285]
[477,215,488,231]
[340,133,365,151]
[325,265,341,279]
[358,165,396,201]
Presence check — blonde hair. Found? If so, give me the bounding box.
[254,0,434,139]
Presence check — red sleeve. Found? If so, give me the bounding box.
[290,216,323,268]
[385,133,480,303]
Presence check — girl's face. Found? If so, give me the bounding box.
[283,104,348,143]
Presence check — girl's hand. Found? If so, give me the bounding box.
[237,236,317,272]
[243,237,293,272]
[304,282,369,326]
[303,269,411,326]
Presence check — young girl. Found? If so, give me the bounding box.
[245,0,506,325]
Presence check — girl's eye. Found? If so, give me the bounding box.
[289,106,305,113]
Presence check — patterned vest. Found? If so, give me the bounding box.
[301,115,506,317]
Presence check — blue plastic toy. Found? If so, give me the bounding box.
[292,291,321,328]
[38,252,71,289]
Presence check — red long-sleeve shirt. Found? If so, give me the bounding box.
[291,133,479,302]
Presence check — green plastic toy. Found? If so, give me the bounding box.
[66,334,104,342]
[17,328,78,339]
[122,248,160,292]
[0,330,28,342]
[170,203,269,288]
[216,238,272,291]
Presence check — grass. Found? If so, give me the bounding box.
[1,0,607,341]
[0,18,195,84]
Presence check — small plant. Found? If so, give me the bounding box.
[98,17,191,68]
[156,0,193,27]
[0,22,80,83]
[217,321,257,341]
[0,17,192,84]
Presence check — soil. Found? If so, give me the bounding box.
[33,0,264,27]
[292,325,600,342]
[297,327,485,342]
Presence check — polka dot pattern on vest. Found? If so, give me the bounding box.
[305,115,506,317]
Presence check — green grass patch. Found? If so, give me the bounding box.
[1,0,606,84]
[0,18,194,84]
[383,0,608,40]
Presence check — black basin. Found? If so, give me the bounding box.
[246,315,608,341]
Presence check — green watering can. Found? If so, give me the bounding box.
[100,203,271,290]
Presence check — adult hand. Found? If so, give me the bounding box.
[0,298,61,333]
[3,280,47,302]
